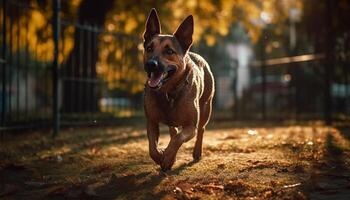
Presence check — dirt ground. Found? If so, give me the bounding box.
[1,121,350,199]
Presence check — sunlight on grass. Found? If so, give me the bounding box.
[1,123,349,199]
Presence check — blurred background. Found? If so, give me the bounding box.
[0,0,349,133]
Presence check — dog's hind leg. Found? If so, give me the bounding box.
[193,99,213,160]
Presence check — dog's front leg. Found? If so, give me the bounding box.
[147,120,163,165]
[161,126,197,170]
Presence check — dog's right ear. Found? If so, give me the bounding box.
[143,8,161,45]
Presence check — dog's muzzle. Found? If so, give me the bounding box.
[144,58,176,89]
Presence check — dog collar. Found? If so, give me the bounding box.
[165,70,191,107]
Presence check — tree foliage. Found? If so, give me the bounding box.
[1,0,306,95]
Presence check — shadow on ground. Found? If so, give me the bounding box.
[1,122,350,199]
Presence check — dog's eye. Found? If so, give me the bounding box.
[146,46,153,53]
[165,49,175,55]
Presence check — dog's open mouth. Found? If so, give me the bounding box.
[147,66,176,89]
[148,72,167,88]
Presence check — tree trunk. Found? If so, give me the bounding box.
[62,0,114,113]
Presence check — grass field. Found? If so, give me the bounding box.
[1,122,350,199]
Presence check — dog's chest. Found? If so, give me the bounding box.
[154,94,183,126]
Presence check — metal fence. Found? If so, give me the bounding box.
[214,52,350,122]
[0,0,144,134]
[1,0,54,131]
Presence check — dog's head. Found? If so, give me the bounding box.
[143,8,193,90]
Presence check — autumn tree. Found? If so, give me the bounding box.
[2,0,300,114]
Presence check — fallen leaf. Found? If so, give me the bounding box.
[224,180,247,193]
[217,163,225,169]
[195,183,224,194]
[263,190,273,198]
[173,187,183,194]
[270,180,279,187]
[173,186,192,199]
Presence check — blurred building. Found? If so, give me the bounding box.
[215,43,252,110]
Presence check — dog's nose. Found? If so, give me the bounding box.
[145,59,158,71]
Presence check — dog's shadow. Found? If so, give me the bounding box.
[163,159,200,175]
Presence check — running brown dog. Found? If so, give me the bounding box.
[143,8,215,171]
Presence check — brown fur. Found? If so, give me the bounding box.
[143,8,215,170]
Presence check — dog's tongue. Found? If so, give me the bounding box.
[148,73,163,88]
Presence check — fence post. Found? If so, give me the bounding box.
[1,0,7,129]
[261,28,267,121]
[324,0,334,125]
[52,0,60,137]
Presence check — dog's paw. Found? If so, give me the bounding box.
[161,153,176,171]
[161,162,174,171]
[192,150,202,161]
[159,168,172,176]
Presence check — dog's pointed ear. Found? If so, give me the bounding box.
[174,15,193,53]
[143,8,161,45]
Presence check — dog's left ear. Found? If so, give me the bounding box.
[174,15,193,54]
[143,8,161,45]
